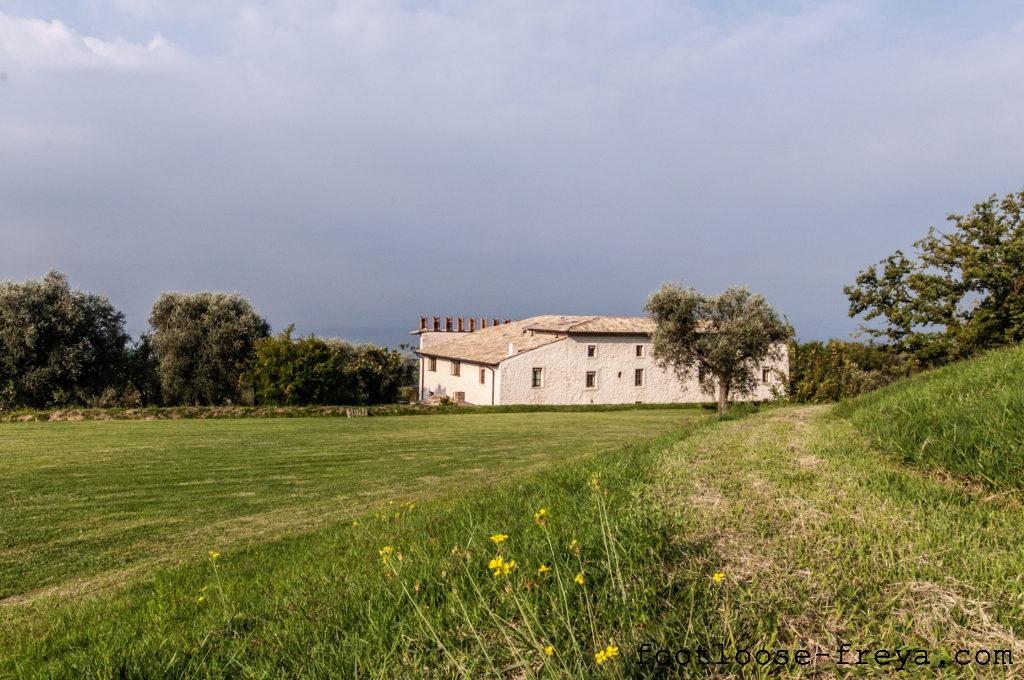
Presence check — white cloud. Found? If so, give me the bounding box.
[0,11,182,70]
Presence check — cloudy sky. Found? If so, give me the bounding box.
[2,1,1023,345]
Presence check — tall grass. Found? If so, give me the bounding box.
[835,343,1024,490]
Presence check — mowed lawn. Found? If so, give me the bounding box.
[0,408,696,604]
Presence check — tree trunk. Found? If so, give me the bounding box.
[717,382,729,414]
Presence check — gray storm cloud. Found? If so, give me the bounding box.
[2,1,1023,343]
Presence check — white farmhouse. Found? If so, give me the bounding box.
[413,315,787,406]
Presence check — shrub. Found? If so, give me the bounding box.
[788,340,911,403]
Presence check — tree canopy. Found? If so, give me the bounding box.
[0,271,129,408]
[244,326,415,406]
[149,292,271,405]
[845,189,1024,365]
[645,285,792,412]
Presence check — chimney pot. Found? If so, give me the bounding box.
[445,317,453,332]
[469,317,476,332]
[493,319,499,327]
[457,317,465,332]
[420,317,427,331]
[433,316,441,331]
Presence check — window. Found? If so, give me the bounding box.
[585,371,597,388]
[428,357,436,372]
[479,368,487,384]
[451,360,460,377]
[635,344,645,358]
[587,345,597,358]
[761,367,770,384]
[634,368,644,386]
[532,367,543,388]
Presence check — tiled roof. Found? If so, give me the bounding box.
[415,316,655,365]
[526,316,656,335]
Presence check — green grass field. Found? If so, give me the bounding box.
[0,409,694,604]
[4,350,1024,678]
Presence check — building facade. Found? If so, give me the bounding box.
[414,315,787,406]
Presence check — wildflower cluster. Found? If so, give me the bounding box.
[595,644,619,665]
[488,555,516,578]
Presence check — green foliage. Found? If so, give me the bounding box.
[149,292,270,405]
[244,326,414,405]
[787,340,911,403]
[645,284,792,411]
[836,342,1024,491]
[0,271,129,409]
[122,334,162,406]
[845,188,1024,365]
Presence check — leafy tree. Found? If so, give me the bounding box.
[0,271,129,408]
[244,326,415,406]
[149,292,270,405]
[351,344,416,405]
[845,189,1024,365]
[645,285,792,413]
[246,326,357,405]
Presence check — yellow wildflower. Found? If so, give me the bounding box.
[570,538,579,550]
[490,533,509,544]
[544,645,554,657]
[488,555,516,577]
[712,571,725,584]
[595,645,619,665]
[379,545,394,562]
[352,520,359,527]
[533,507,547,525]
[208,551,220,560]
[574,572,585,586]
[197,595,206,603]
[537,564,551,575]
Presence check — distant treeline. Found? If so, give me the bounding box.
[0,271,415,410]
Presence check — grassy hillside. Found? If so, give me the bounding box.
[0,409,695,604]
[836,343,1024,490]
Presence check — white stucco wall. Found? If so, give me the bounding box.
[420,356,497,405]
[498,336,787,405]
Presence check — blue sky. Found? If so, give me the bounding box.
[2,1,1023,344]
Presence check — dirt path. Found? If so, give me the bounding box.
[653,405,1024,678]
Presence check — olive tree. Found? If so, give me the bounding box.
[0,271,130,408]
[149,292,270,405]
[645,285,792,413]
